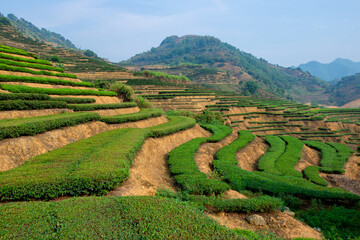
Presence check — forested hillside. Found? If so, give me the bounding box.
[123,35,329,103]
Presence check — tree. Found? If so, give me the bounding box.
[244,81,258,95]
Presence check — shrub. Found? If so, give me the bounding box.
[0,84,117,96]
[258,135,285,175]
[0,74,93,87]
[303,166,329,186]
[0,63,77,78]
[0,100,67,111]
[147,116,196,137]
[0,196,243,239]
[109,83,134,101]
[0,52,51,66]
[274,136,304,177]
[100,108,163,124]
[0,112,100,140]
[0,92,49,100]
[0,58,63,72]
[50,97,95,104]
[66,102,137,111]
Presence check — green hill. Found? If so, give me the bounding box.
[330,73,360,106]
[123,35,330,103]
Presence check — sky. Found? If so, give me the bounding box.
[1,0,360,67]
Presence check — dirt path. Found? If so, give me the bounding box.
[344,155,360,181]
[195,130,238,174]
[295,145,321,172]
[208,211,323,239]
[0,108,73,119]
[108,124,211,197]
[237,137,268,171]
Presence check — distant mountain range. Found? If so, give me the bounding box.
[123,35,329,103]
[298,58,360,82]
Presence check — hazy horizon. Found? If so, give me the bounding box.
[2,0,360,67]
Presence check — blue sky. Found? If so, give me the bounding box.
[1,0,360,67]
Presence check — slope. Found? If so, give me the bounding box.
[123,35,330,103]
[330,73,360,107]
[0,19,128,76]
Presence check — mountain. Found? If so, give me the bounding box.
[329,73,360,107]
[298,58,360,82]
[123,35,329,103]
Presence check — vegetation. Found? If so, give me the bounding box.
[0,196,244,239]
[298,202,360,240]
[168,124,232,195]
[0,92,49,100]
[66,102,137,111]
[109,82,134,101]
[274,136,304,177]
[0,112,99,140]
[134,70,190,83]
[50,97,95,104]
[0,58,63,72]
[258,136,285,175]
[157,188,282,213]
[0,63,77,78]
[100,108,163,124]
[0,128,147,200]
[0,84,117,96]
[0,52,51,65]
[0,74,94,87]
[303,166,329,186]
[0,99,66,111]
[147,116,196,137]
[0,43,37,58]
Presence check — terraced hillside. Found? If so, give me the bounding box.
[0,23,129,75]
[0,45,359,240]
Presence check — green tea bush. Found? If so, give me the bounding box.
[66,102,137,111]
[213,132,359,201]
[50,97,95,104]
[0,92,49,100]
[0,74,93,87]
[0,196,244,239]
[326,142,354,171]
[274,136,304,177]
[304,141,348,173]
[0,100,67,111]
[258,135,285,175]
[168,135,230,195]
[303,166,329,186]
[0,52,51,65]
[0,84,117,96]
[0,45,37,58]
[0,112,100,140]
[0,63,77,78]
[100,108,163,124]
[0,58,63,72]
[147,116,196,137]
[0,128,147,201]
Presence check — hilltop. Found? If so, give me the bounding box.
[299,58,360,82]
[123,35,330,104]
